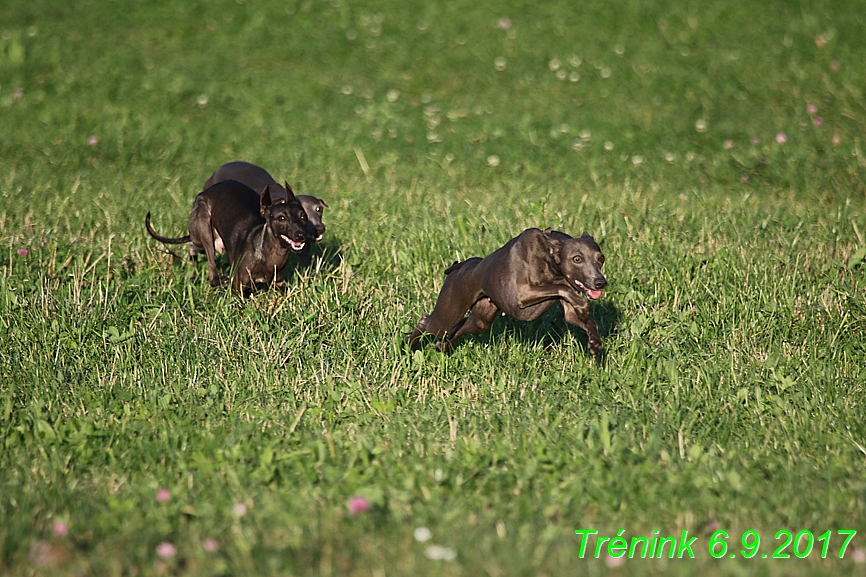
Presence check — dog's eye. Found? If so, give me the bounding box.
[598,255,605,265]
[315,207,322,213]
[573,255,582,263]
[278,215,286,221]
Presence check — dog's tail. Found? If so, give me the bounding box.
[444,260,466,275]
[145,212,191,244]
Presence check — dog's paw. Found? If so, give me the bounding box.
[588,340,603,358]
[416,312,430,330]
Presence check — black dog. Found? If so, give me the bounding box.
[406,228,607,356]
[145,180,308,295]
[203,161,329,267]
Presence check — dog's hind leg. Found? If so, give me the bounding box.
[561,300,602,358]
[436,297,499,352]
[405,313,432,349]
[188,201,224,287]
[406,257,485,350]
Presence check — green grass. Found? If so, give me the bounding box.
[2,0,865,575]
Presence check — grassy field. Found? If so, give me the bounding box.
[2,0,865,575]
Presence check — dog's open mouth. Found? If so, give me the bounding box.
[281,235,306,253]
[574,279,603,300]
[314,234,324,243]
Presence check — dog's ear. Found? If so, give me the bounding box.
[284,182,297,203]
[542,226,553,235]
[581,231,594,240]
[260,185,273,214]
[319,198,331,209]
[547,235,563,263]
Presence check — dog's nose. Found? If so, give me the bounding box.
[294,231,307,242]
[593,277,607,290]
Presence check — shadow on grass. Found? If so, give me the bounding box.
[409,300,622,359]
[492,300,621,358]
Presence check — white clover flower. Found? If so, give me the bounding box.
[425,545,457,561]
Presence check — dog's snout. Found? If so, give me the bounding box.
[294,230,307,242]
[593,277,607,290]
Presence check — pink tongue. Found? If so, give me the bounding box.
[587,289,603,300]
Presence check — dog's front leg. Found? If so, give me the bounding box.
[515,283,580,309]
[298,247,312,268]
[230,269,254,297]
[561,300,602,358]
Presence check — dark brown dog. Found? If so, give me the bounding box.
[406,227,607,356]
[145,180,308,295]
[204,161,329,266]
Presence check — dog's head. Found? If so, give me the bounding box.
[297,194,330,243]
[261,184,308,253]
[545,229,607,300]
